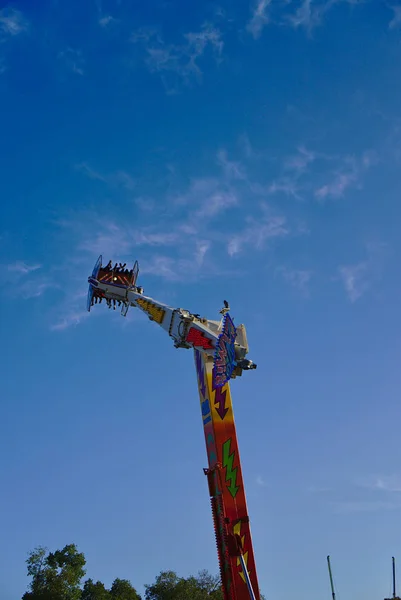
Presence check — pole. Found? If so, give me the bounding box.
[327,556,336,600]
[393,557,396,599]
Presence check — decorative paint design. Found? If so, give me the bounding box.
[214,381,228,420]
[135,298,165,324]
[213,313,237,387]
[233,521,249,583]
[222,439,239,498]
[186,327,214,349]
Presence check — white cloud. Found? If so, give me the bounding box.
[78,220,178,258]
[266,180,302,199]
[51,309,90,331]
[76,163,136,190]
[359,475,401,493]
[307,485,332,493]
[176,172,240,219]
[134,196,155,212]
[333,500,401,513]
[58,48,85,75]
[0,7,27,37]
[287,0,322,33]
[389,4,401,29]
[338,262,369,302]
[256,475,267,487]
[8,261,41,274]
[22,281,56,299]
[228,206,288,256]
[75,162,107,182]
[247,0,271,39]
[4,260,57,302]
[99,15,116,28]
[277,266,312,294]
[114,171,136,191]
[315,151,377,200]
[217,149,247,180]
[196,189,238,218]
[338,241,387,302]
[238,133,254,159]
[315,171,358,199]
[140,255,192,281]
[58,48,85,76]
[195,240,211,266]
[134,24,223,90]
[285,146,316,174]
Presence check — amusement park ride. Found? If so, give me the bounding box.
[87,256,260,600]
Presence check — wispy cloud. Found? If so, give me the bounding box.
[388,4,401,29]
[3,260,57,301]
[132,23,223,91]
[195,240,211,266]
[338,262,369,302]
[75,163,136,190]
[175,149,245,219]
[99,15,116,28]
[228,205,289,256]
[22,281,56,299]
[217,149,247,180]
[58,48,85,76]
[338,241,386,302]
[266,177,301,200]
[307,484,332,493]
[75,162,107,182]
[196,188,238,218]
[51,309,90,331]
[256,475,267,487]
[77,220,178,258]
[358,475,401,493]
[285,146,316,174]
[247,0,271,39]
[333,500,401,514]
[277,266,312,295]
[286,0,324,33]
[315,151,378,200]
[0,7,27,37]
[8,261,41,274]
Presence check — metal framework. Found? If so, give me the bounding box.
[87,256,261,600]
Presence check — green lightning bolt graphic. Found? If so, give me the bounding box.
[222,439,239,498]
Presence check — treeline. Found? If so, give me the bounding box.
[21,543,225,600]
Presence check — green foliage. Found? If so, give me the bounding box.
[23,544,86,600]
[144,570,223,600]
[82,579,111,600]
[110,578,141,600]
[22,543,266,600]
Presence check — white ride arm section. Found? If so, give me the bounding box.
[91,269,254,370]
[126,289,221,354]
[94,275,220,354]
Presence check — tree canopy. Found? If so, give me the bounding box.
[23,545,258,600]
[144,569,223,600]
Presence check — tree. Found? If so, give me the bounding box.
[82,579,111,600]
[144,571,180,600]
[194,570,222,598]
[110,578,141,600]
[23,544,86,600]
[144,570,224,600]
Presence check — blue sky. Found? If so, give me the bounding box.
[1,0,401,598]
